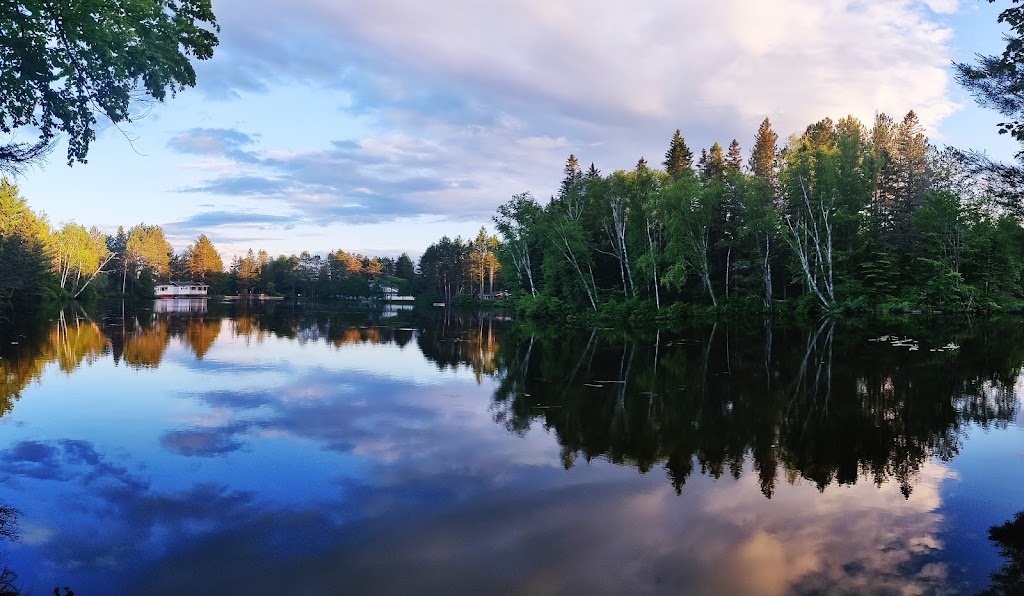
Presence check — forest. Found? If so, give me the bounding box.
[3,110,1024,321]
[474,112,1024,320]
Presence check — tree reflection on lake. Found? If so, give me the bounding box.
[0,304,1020,593]
[491,319,1018,498]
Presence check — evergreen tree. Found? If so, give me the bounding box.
[396,253,416,282]
[0,178,51,301]
[706,143,726,181]
[469,227,490,296]
[559,154,583,197]
[955,2,1024,152]
[663,129,694,179]
[233,249,260,293]
[894,110,930,216]
[749,118,778,182]
[726,139,743,172]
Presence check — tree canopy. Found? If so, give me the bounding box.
[186,234,223,281]
[0,0,219,169]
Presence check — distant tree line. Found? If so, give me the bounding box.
[218,247,417,300]
[0,181,421,304]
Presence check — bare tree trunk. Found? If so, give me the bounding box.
[646,218,661,310]
[689,223,717,306]
[782,178,835,310]
[725,247,731,299]
[547,224,598,311]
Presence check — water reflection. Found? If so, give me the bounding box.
[491,320,1019,500]
[986,511,1024,594]
[1,309,1020,498]
[0,307,1020,592]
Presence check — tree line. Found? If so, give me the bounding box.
[4,109,1022,316]
[478,112,1024,318]
[0,178,423,303]
[221,247,417,300]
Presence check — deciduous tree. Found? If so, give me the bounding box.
[0,0,220,169]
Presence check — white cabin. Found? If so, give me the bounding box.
[156,281,209,298]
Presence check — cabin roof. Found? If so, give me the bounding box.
[164,281,209,287]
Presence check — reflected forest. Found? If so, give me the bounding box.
[2,305,1018,500]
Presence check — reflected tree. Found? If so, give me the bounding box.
[984,511,1024,595]
[488,318,1021,498]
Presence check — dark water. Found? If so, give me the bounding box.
[0,302,1022,594]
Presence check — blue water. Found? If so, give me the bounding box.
[0,306,1019,594]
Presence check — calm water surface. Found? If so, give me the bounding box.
[0,302,1022,594]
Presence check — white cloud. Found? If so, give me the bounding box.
[922,0,960,15]
[208,0,958,156]
[169,0,965,247]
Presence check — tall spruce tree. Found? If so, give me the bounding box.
[0,178,51,301]
[559,154,583,197]
[707,143,726,181]
[726,139,743,172]
[663,129,694,179]
[894,110,930,217]
[749,118,778,182]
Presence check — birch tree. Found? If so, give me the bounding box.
[52,223,112,298]
[494,193,541,296]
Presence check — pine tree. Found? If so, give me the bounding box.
[586,163,600,179]
[894,110,930,215]
[726,139,742,172]
[707,143,726,181]
[749,118,778,181]
[663,129,694,179]
[870,112,898,221]
[0,179,51,301]
[396,253,416,282]
[559,154,583,197]
[636,156,649,172]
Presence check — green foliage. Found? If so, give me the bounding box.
[0,0,219,167]
[663,129,694,179]
[955,1,1024,152]
[0,178,52,302]
[185,234,223,282]
[513,294,571,321]
[468,112,1024,322]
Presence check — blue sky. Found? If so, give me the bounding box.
[8,0,1024,261]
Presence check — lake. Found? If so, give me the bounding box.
[0,302,1021,594]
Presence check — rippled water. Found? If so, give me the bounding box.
[0,302,1021,594]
